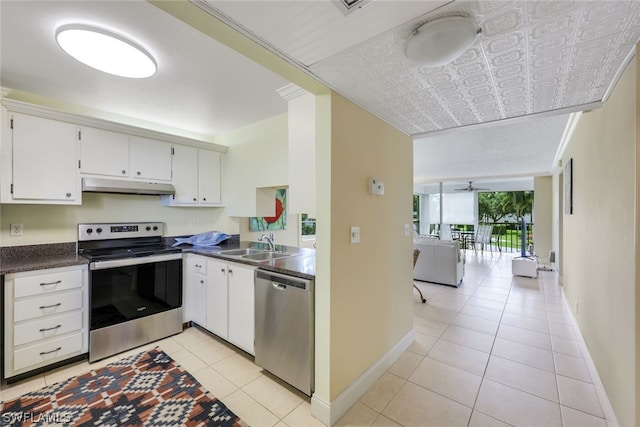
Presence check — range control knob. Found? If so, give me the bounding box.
[86,228,93,234]
[146,226,151,231]
[153,226,158,231]
[96,228,103,233]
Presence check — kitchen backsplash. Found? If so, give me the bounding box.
[0,193,236,247]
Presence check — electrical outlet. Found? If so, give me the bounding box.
[10,223,23,236]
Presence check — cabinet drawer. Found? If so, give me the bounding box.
[14,290,83,322]
[189,257,207,275]
[14,311,83,347]
[14,269,82,299]
[13,332,83,372]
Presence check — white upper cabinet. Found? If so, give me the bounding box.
[198,149,221,205]
[7,113,81,204]
[79,127,129,178]
[0,100,227,206]
[80,129,172,182]
[162,146,222,207]
[129,136,172,181]
[170,144,199,204]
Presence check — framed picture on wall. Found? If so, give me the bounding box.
[564,158,573,214]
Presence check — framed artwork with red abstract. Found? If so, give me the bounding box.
[250,188,287,231]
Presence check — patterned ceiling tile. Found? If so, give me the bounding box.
[309,0,640,135]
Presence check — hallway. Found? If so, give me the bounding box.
[336,251,614,427]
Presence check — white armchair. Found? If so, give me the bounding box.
[413,238,464,287]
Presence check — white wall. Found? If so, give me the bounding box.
[320,92,413,403]
[560,57,637,427]
[533,176,552,260]
[217,114,289,218]
[0,193,231,246]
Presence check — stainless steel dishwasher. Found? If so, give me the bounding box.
[254,269,314,396]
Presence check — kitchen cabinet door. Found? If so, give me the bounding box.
[170,145,198,204]
[191,273,207,327]
[129,136,172,181]
[206,258,228,339]
[198,150,221,205]
[10,113,81,204]
[184,255,208,326]
[227,263,256,355]
[79,127,129,178]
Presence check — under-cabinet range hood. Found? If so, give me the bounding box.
[82,178,175,196]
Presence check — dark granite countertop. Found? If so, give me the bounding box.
[1,240,315,280]
[181,241,316,280]
[0,243,88,275]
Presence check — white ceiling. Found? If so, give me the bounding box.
[413,113,570,183]
[0,0,290,141]
[415,176,534,194]
[201,0,640,184]
[207,0,640,135]
[2,1,639,185]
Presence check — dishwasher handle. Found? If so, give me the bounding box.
[256,269,313,292]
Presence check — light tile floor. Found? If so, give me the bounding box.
[0,252,615,427]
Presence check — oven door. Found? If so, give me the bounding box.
[89,253,182,330]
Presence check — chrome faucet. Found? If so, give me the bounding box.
[259,233,275,251]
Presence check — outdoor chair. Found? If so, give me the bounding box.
[474,224,494,255]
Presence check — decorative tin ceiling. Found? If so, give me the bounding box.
[207,0,640,136]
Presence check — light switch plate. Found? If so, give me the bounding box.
[350,226,360,244]
[369,178,384,195]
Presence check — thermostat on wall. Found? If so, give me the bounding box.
[369,178,384,195]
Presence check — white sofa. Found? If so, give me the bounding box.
[413,237,464,287]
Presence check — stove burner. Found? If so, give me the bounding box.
[78,222,178,261]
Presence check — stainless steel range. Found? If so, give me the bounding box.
[78,222,183,362]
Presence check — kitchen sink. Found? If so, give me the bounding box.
[241,251,294,261]
[218,248,297,262]
[218,248,267,256]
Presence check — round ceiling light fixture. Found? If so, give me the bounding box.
[56,24,157,78]
[405,15,480,67]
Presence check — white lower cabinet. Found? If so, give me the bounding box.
[183,255,256,355]
[227,264,255,354]
[3,265,89,379]
[184,254,207,327]
[206,258,229,339]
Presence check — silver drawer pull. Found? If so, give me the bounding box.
[40,280,62,287]
[39,303,62,310]
[39,324,62,332]
[39,347,62,356]
[137,306,147,312]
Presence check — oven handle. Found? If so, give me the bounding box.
[89,253,183,270]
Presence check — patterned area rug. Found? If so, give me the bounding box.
[0,347,248,426]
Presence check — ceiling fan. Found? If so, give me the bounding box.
[454,181,490,192]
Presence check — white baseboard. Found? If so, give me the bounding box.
[311,329,415,426]
[559,287,619,427]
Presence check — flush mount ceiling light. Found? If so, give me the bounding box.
[56,24,156,78]
[405,15,480,67]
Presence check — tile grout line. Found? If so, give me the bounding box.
[467,254,514,427]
